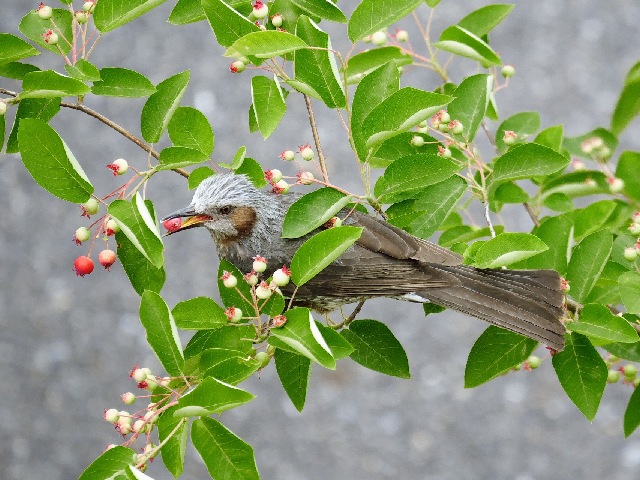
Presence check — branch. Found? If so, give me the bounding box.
[523,202,541,227]
[303,94,329,183]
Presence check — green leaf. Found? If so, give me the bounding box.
[20,70,90,99]
[433,26,501,66]
[175,377,254,417]
[491,182,530,204]
[0,62,40,80]
[569,304,638,344]
[294,16,345,109]
[275,348,311,411]
[169,0,206,24]
[612,61,640,135]
[92,67,156,97]
[457,4,515,37]
[158,407,188,477]
[139,291,184,376]
[552,333,607,421]
[172,297,227,330]
[192,417,259,480]
[424,303,446,316]
[566,230,613,304]
[64,59,101,82]
[362,87,453,148]
[426,0,441,6]
[474,233,548,269]
[109,194,164,268]
[94,0,167,32]
[351,62,400,161]
[446,74,492,141]
[586,261,627,305]
[217,259,254,314]
[345,47,412,84]
[269,308,336,369]
[0,33,39,65]
[78,446,136,480]
[315,321,354,359]
[624,384,640,437]
[282,188,352,238]
[564,127,617,160]
[620,271,640,314]
[386,175,467,239]
[17,118,93,203]
[439,225,502,247]
[290,0,346,22]
[115,230,165,296]
[370,132,439,168]
[374,153,461,203]
[340,319,410,378]
[495,111,541,153]
[168,106,214,155]
[184,326,255,369]
[19,9,73,55]
[158,146,210,170]
[290,226,363,286]
[226,31,308,59]
[540,170,610,201]
[234,157,267,188]
[572,200,617,242]
[615,151,640,202]
[605,342,640,362]
[201,0,260,47]
[347,0,423,42]
[189,167,215,190]
[7,97,60,154]
[464,326,537,388]
[514,215,573,273]
[534,124,564,152]
[491,143,570,184]
[200,348,260,384]
[251,75,286,139]
[141,70,190,143]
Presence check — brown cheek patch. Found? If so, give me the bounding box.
[226,206,257,243]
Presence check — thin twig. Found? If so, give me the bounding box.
[330,300,366,330]
[484,202,497,238]
[523,202,541,227]
[303,94,329,183]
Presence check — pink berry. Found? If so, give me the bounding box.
[74,256,94,276]
[106,158,128,176]
[99,249,117,270]
[229,60,246,74]
[163,218,182,232]
[272,315,287,328]
[252,255,268,272]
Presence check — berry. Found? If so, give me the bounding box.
[0,102,6,116]
[255,281,272,299]
[395,30,409,42]
[324,216,342,228]
[229,60,245,74]
[607,177,624,193]
[221,271,238,288]
[163,217,182,233]
[629,223,640,235]
[253,1,268,19]
[121,392,136,405]
[43,29,58,45]
[298,171,314,185]
[280,150,296,161]
[448,120,463,135]
[437,145,452,158]
[104,408,120,424]
[98,249,117,270]
[244,271,259,286]
[560,278,570,292]
[83,1,96,13]
[361,35,371,43]
[410,135,425,147]
[503,130,518,145]
[143,443,157,458]
[132,419,147,434]
[436,110,451,124]
[598,146,612,159]
[37,4,53,20]
[299,144,314,161]
[607,369,620,383]
[272,266,291,287]
[264,169,283,183]
[438,122,449,132]
[271,13,284,27]
[74,227,91,245]
[252,255,268,273]
[117,412,132,426]
[571,159,586,171]
[81,197,100,217]
[272,315,287,328]
[623,364,637,379]
[225,306,243,323]
[144,375,158,391]
[501,65,515,78]
[74,256,94,276]
[370,31,387,46]
[130,368,147,383]
[107,158,128,176]
[526,355,541,369]
[75,10,88,24]
[624,247,638,262]
[143,410,156,425]
[272,179,290,194]
[105,219,120,236]
[255,351,270,368]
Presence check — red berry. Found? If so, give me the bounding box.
[98,249,117,270]
[74,256,94,276]
[163,218,182,232]
[106,158,128,176]
[229,60,246,74]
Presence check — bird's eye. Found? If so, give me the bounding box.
[218,206,232,215]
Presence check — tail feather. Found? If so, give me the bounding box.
[419,266,566,350]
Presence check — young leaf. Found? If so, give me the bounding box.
[19,9,73,55]
[362,87,453,148]
[341,319,410,378]
[568,304,639,344]
[169,0,206,24]
[534,124,564,152]
[139,291,184,376]
[18,118,93,203]
[158,407,188,477]
[433,26,501,66]
[624,383,640,437]
[168,106,214,155]
[78,446,136,480]
[474,233,548,269]
[457,4,515,37]
[202,0,260,47]
[20,70,90,99]
[491,143,570,184]
[294,16,345,109]
[275,348,312,412]
[446,74,492,142]
[290,0,347,22]
[464,326,537,388]
[158,146,210,170]
[495,111,541,153]
[565,230,613,304]
[615,151,640,202]
[6,97,60,153]
[192,417,260,480]
[93,0,167,32]
[290,226,363,287]
[108,194,164,269]
[282,188,352,238]
[612,61,640,135]
[92,67,156,97]
[225,31,308,59]
[172,297,228,330]
[189,167,215,190]
[0,33,40,65]
[269,308,336,369]
[200,348,261,384]
[347,0,422,42]
[552,333,607,421]
[175,377,255,417]
[234,157,267,188]
[345,47,412,84]
[141,70,190,143]
[64,59,101,82]
[619,271,640,314]
[374,153,461,204]
[115,230,166,296]
[251,75,287,139]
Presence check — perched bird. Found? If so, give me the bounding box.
[163,174,566,350]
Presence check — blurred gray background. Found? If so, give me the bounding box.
[2,1,640,479]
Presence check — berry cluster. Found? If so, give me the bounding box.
[624,212,640,262]
[605,356,640,387]
[262,145,317,194]
[37,1,97,46]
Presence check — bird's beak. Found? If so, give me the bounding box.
[161,206,211,236]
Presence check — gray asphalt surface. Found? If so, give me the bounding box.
[2,1,640,479]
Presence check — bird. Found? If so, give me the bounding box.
[162,173,566,351]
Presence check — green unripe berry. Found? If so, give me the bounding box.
[629,223,640,235]
[501,65,515,78]
[410,135,425,147]
[75,11,88,24]
[624,247,638,262]
[271,13,284,27]
[623,364,637,379]
[449,120,463,135]
[526,355,541,369]
[74,226,91,244]
[38,5,54,20]
[255,351,270,368]
[607,370,620,383]
[82,198,100,216]
[370,31,387,46]
[396,30,409,42]
[83,1,96,13]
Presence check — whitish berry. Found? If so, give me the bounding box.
[503,130,518,145]
[104,408,120,424]
[624,247,638,262]
[271,13,284,27]
[325,216,342,228]
[526,355,541,369]
[163,217,182,233]
[143,410,156,425]
[255,281,272,299]
[255,351,270,368]
[253,0,268,19]
[571,159,586,171]
[121,392,136,405]
[448,120,463,135]
[75,10,88,24]
[74,256,94,277]
[272,266,291,286]
[117,412,132,426]
[395,30,408,42]
[37,3,53,20]
[370,31,387,46]
[99,249,117,270]
[83,1,96,13]
[221,271,238,288]
[298,171,314,185]
[607,370,620,383]
[501,65,515,78]
[607,177,625,193]
[81,197,99,216]
[132,419,147,434]
[245,271,259,286]
[436,110,451,124]
[299,144,314,161]
[623,364,637,379]
[105,219,120,236]
[144,375,158,391]
[43,29,58,45]
[107,158,128,176]
[629,223,640,235]
[225,306,243,323]
[272,315,287,328]
[264,169,283,183]
[438,122,449,132]
[410,135,425,147]
[272,179,290,194]
[437,145,452,158]
[74,227,91,245]
[130,368,147,383]
[230,60,245,74]
[280,150,295,161]
[252,255,267,273]
[0,102,6,116]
